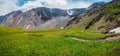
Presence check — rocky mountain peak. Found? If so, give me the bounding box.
[87,2,106,10]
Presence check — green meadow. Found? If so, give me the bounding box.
[0,27,120,56]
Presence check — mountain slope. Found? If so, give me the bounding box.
[0,11,23,26]
[0,7,85,30]
[0,16,4,24]
[67,0,120,33]
[0,2,107,30]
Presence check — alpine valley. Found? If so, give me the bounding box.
[0,0,120,56]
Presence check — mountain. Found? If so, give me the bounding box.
[0,1,107,30]
[0,16,4,24]
[65,2,106,27]
[66,0,120,33]
[0,11,23,26]
[0,7,85,30]
[86,2,106,10]
[70,8,86,17]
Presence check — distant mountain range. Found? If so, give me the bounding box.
[0,2,106,30]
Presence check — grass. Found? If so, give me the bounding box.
[0,27,120,56]
[26,28,111,40]
[0,32,120,56]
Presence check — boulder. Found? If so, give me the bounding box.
[109,27,120,33]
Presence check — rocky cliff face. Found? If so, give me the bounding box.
[0,11,23,26]
[0,7,84,30]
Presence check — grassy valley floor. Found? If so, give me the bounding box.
[0,27,120,56]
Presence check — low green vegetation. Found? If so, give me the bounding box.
[0,27,120,56]
[26,27,111,40]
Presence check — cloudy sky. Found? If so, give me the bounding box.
[0,0,112,15]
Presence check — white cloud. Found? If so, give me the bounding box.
[0,0,19,15]
[0,0,94,15]
[18,0,68,11]
[18,0,91,11]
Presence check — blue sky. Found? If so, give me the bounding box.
[68,0,112,3]
[17,0,34,6]
[0,0,112,15]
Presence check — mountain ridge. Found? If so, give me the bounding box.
[0,2,106,30]
[0,7,85,30]
[66,0,120,33]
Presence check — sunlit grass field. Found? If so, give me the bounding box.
[0,27,120,56]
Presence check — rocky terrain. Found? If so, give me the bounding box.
[0,2,104,30]
[67,0,120,34]
[0,7,85,30]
